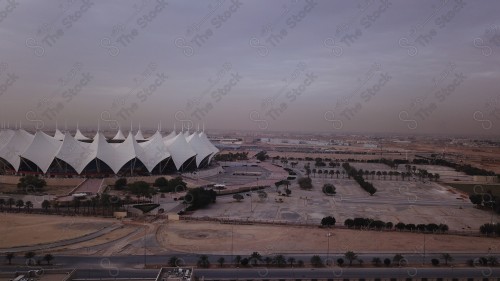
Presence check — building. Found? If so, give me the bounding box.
[0,128,219,176]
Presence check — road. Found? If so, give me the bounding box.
[0,253,500,279]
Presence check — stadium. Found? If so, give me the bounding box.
[0,126,219,177]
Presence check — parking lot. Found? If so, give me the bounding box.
[193,162,497,231]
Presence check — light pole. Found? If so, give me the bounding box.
[327,232,332,265]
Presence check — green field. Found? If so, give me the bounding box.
[447,183,500,197]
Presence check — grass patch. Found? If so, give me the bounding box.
[447,183,500,197]
[133,203,160,213]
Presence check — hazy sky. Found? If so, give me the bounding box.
[0,0,499,136]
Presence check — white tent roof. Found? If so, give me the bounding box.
[75,128,90,141]
[138,130,171,172]
[164,130,176,141]
[112,133,143,174]
[199,131,219,162]
[165,133,196,170]
[146,130,162,140]
[135,129,145,141]
[88,132,118,173]
[186,132,213,167]
[0,129,35,171]
[54,128,65,141]
[112,128,126,141]
[0,128,218,174]
[0,129,16,151]
[55,132,93,174]
[21,131,62,173]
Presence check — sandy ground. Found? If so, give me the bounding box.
[0,213,115,248]
[0,214,499,255]
[158,221,500,255]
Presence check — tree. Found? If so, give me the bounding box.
[431,258,440,266]
[25,252,36,265]
[17,175,46,192]
[469,194,483,206]
[264,257,272,266]
[383,258,391,266]
[128,181,155,199]
[322,183,336,195]
[372,257,382,266]
[321,216,336,227]
[217,257,225,268]
[42,200,51,211]
[43,254,54,265]
[168,256,180,267]
[154,177,168,188]
[114,178,127,190]
[310,255,323,267]
[6,252,14,265]
[249,252,262,266]
[337,258,344,266]
[0,198,5,211]
[285,189,291,196]
[273,255,286,267]
[298,177,313,189]
[234,255,242,266]
[441,253,453,265]
[344,251,358,266]
[24,201,33,212]
[287,257,296,267]
[197,255,210,268]
[255,151,269,162]
[393,254,405,266]
[233,194,244,202]
[16,199,24,211]
[184,188,217,210]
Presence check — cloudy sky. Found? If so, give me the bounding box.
[0,0,499,136]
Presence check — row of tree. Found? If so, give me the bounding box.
[214,152,249,162]
[175,252,462,268]
[343,218,449,233]
[479,223,500,236]
[0,198,34,212]
[342,163,377,195]
[5,252,54,265]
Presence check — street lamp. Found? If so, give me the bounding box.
[327,232,332,265]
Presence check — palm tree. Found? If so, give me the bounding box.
[6,252,14,265]
[344,251,358,266]
[25,201,33,212]
[372,257,382,266]
[249,252,262,266]
[371,171,375,180]
[217,257,225,268]
[341,170,345,179]
[434,173,440,182]
[329,170,334,178]
[234,255,242,266]
[394,171,400,181]
[376,171,382,180]
[25,252,36,265]
[335,170,340,179]
[16,199,24,211]
[382,171,387,180]
[273,255,286,267]
[312,169,316,177]
[287,257,296,267]
[7,198,15,210]
[318,170,323,177]
[43,254,54,265]
[441,253,453,265]
[0,198,5,211]
[197,255,210,268]
[42,200,51,212]
[388,171,394,180]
